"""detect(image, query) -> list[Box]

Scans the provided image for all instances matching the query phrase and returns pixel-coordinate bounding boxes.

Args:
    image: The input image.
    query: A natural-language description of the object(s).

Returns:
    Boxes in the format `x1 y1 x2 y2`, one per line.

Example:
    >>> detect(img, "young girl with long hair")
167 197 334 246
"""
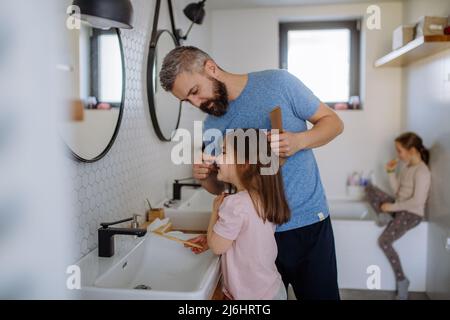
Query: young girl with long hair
187 129 290 300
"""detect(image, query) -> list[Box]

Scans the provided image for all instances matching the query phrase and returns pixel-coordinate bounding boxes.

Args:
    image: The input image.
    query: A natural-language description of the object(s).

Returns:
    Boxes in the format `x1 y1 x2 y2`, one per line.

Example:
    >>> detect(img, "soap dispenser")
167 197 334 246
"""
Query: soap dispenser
130 214 141 229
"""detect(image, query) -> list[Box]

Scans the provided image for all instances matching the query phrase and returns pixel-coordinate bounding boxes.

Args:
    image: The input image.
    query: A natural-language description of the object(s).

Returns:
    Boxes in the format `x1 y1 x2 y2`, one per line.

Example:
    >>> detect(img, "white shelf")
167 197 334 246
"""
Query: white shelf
375 35 450 68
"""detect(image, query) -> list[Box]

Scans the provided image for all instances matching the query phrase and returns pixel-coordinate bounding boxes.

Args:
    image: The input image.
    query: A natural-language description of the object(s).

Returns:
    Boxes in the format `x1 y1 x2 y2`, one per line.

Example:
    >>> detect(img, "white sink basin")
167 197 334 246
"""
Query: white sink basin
76 229 220 300
162 189 216 231
177 188 215 212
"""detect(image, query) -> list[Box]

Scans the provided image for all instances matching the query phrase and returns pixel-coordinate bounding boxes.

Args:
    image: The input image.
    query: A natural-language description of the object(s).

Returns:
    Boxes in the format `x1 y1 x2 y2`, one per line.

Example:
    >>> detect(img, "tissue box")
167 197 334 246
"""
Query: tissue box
392 25 415 50
415 16 448 37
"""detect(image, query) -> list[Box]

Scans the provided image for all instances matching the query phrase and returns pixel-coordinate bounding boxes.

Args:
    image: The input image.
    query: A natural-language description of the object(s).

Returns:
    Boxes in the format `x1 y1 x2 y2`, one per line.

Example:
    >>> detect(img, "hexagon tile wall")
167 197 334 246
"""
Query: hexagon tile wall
66 0 204 262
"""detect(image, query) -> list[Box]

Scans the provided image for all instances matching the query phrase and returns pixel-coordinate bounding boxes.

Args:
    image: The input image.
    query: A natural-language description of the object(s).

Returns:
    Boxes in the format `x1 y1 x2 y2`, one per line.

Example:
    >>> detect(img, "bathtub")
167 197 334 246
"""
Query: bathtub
329 199 428 292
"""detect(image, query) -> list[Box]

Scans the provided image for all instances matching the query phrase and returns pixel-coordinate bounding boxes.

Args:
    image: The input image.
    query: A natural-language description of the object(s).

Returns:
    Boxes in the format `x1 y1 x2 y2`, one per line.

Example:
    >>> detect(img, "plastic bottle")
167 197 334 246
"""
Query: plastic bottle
368 170 376 186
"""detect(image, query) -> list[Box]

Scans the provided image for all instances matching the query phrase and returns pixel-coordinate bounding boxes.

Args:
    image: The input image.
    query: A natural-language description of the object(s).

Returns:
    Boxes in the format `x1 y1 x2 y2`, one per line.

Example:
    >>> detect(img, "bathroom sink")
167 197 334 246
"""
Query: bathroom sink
177 188 215 212
162 189 215 231
76 229 220 300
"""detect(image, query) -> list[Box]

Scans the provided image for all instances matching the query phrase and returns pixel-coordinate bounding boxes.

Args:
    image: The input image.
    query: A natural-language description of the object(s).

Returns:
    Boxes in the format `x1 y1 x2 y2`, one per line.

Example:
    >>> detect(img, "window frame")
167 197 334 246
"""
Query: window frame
279 20 361 108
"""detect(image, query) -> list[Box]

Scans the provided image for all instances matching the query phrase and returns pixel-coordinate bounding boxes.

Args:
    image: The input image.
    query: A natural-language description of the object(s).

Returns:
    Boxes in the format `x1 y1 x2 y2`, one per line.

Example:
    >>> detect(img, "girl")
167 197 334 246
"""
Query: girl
365 132 431 300
187 129 290 300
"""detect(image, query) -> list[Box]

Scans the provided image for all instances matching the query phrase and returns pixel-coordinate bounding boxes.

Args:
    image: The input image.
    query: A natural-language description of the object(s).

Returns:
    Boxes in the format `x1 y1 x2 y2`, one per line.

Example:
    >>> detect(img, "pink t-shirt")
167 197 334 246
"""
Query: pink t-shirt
213 191 282 300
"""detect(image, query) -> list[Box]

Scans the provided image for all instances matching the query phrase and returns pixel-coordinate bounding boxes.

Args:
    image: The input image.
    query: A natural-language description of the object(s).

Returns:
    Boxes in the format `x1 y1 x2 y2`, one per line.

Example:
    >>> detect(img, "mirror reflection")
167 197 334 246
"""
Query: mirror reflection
59 23 125 162
148 30 182 141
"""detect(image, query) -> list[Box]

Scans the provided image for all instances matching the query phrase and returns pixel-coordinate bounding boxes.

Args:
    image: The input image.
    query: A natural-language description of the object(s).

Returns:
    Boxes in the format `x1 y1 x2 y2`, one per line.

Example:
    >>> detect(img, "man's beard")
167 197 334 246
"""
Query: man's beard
199 77 229 117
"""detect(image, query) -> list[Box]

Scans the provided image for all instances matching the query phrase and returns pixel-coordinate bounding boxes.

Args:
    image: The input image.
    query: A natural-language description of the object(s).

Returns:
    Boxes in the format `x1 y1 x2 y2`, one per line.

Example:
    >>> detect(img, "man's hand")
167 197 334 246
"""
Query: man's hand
193 153 217 181
185 235 208 254
267 131 304 158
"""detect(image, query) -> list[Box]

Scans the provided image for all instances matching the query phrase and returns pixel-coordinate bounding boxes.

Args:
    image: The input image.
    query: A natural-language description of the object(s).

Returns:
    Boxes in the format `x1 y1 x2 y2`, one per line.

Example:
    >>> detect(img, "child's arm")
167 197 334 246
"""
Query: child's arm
388 167 431 212
388 172 399 195
386 159 399 194
207 193 233 255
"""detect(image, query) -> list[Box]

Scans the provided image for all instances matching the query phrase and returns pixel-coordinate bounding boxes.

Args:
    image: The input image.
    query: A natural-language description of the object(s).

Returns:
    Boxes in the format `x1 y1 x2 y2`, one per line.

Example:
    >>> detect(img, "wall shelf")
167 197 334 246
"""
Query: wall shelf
374 35 450 68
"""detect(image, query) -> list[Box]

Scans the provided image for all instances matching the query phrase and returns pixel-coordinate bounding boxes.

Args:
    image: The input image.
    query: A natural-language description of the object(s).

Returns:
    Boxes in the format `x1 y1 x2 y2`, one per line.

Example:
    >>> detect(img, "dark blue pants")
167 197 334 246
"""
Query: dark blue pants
275 216 340 300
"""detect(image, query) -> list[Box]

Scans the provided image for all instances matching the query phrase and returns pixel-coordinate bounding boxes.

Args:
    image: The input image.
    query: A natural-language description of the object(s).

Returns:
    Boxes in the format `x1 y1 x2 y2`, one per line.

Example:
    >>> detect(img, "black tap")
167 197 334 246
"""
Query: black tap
172 178 201 200
98 217 147 257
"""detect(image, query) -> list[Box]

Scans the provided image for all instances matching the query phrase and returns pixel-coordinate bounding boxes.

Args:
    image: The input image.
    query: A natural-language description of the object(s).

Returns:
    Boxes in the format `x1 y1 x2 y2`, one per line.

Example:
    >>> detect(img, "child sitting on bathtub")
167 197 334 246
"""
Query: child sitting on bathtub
186 129 290 300
365 132 431 300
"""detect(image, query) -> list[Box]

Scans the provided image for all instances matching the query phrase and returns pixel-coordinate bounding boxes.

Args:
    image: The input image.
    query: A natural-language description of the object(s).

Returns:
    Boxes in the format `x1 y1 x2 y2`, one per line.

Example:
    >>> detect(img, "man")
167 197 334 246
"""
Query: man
160 46 344 300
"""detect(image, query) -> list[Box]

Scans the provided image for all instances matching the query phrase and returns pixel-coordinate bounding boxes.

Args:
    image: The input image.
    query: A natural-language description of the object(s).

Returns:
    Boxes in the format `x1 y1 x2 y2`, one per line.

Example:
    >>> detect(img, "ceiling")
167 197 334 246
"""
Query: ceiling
205 0 402 10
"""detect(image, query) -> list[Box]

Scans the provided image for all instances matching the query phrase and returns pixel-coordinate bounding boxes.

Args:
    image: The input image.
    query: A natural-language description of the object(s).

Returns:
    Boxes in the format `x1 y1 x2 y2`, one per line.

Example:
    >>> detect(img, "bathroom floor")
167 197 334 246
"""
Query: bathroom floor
286 286 429 300
339 289 429 300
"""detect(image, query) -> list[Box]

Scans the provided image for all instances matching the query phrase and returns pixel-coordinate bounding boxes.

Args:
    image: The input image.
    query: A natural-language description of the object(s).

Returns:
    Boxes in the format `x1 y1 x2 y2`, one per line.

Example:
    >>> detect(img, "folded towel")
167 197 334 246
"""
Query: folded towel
147 217 170 232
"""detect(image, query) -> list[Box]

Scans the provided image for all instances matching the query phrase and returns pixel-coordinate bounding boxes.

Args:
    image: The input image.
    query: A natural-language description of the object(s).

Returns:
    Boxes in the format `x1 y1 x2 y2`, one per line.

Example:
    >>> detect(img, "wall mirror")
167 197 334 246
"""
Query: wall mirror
147 29 182 141
59 23 125 162
146 0 207 142
146 0 186 142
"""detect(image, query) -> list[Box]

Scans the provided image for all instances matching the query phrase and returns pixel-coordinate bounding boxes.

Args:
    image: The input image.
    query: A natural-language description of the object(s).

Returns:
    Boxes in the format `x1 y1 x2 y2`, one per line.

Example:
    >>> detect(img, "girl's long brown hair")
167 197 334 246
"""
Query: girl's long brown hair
395 132 430 165
226 129 290 225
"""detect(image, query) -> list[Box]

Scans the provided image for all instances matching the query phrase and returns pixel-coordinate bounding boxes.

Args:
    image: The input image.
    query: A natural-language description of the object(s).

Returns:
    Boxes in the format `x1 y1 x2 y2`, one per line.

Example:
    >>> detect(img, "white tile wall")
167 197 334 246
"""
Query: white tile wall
67 0 208 262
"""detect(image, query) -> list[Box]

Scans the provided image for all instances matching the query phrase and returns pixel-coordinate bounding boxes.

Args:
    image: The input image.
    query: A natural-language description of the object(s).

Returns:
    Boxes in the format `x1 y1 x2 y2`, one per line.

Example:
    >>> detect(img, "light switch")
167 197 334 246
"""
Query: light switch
446 237 450 252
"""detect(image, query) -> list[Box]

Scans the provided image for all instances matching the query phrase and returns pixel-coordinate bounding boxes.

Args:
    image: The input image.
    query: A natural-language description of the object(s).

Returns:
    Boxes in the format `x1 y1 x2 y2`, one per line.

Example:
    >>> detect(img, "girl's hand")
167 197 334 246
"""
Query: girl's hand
267 131 303 158
213 192 226 213
381 202 393 212
185 235 208 254
385 159 398 172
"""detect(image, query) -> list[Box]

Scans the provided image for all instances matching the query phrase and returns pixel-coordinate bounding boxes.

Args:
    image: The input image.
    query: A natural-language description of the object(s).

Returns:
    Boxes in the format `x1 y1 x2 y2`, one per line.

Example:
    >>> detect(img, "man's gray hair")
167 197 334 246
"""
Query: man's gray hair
159 46 212 92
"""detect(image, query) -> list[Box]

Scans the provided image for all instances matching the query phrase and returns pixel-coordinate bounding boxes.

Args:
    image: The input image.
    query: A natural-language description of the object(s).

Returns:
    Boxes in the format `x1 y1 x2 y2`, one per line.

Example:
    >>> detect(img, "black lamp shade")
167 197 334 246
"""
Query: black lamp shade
72 0 133 29
183 1 206 25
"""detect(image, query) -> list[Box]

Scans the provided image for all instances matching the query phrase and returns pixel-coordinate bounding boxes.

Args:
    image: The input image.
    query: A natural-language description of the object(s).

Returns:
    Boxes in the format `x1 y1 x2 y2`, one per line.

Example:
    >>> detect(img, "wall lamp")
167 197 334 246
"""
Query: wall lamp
71 0 134 29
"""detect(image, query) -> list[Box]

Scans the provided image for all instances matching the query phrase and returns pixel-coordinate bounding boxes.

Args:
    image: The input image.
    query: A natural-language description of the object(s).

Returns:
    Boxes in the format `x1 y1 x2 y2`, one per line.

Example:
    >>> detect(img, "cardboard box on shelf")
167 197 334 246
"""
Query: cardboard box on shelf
392 25 415 50
415 16 448 37
69 100 84 122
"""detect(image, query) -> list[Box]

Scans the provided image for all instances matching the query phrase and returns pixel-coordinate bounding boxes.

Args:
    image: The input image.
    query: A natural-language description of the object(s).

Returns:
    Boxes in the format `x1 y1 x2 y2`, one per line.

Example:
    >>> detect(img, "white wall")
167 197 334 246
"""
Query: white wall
67 0 210 262
210 2 403 199
401 0 450 300
0 0 73 298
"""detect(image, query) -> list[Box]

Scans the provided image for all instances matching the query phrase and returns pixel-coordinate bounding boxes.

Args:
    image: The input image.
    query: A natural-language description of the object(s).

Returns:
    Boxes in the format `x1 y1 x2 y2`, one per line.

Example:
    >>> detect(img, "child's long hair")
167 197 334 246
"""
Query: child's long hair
395 132 430 165
225 129 290 225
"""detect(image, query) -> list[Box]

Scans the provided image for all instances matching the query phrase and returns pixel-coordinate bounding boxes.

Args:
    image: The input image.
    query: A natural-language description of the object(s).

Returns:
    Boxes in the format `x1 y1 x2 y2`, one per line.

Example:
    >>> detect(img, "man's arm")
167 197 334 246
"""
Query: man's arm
269 102 344 157
298 102 344 150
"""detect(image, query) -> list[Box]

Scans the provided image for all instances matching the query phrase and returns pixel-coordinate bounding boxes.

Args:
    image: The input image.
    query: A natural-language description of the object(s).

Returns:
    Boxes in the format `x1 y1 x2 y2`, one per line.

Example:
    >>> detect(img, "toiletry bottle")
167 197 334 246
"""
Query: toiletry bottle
353 172 360 186
369 170 376 186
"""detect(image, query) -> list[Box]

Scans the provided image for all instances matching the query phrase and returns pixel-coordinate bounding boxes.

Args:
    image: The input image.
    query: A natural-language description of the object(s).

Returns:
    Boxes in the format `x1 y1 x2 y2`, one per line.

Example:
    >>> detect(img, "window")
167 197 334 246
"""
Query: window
84 29 123 108
98 33 123 104
280 20 361 109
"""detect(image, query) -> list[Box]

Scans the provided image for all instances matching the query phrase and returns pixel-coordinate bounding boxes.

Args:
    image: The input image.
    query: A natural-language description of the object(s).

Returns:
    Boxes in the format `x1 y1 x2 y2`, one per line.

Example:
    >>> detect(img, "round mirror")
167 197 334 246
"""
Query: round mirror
59 24 125 162
147 30 182 142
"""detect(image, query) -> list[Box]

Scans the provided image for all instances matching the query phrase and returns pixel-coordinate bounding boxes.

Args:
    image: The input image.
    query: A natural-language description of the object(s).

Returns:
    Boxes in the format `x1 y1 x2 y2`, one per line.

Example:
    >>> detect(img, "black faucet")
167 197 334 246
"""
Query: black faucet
98 217 147 257
172 178 201 200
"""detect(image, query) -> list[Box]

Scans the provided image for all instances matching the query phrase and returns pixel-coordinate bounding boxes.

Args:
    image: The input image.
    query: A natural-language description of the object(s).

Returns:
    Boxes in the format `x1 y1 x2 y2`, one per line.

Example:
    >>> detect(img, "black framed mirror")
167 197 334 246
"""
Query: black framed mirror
59 23 125 162
147 29 182 142
146 0 183 142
